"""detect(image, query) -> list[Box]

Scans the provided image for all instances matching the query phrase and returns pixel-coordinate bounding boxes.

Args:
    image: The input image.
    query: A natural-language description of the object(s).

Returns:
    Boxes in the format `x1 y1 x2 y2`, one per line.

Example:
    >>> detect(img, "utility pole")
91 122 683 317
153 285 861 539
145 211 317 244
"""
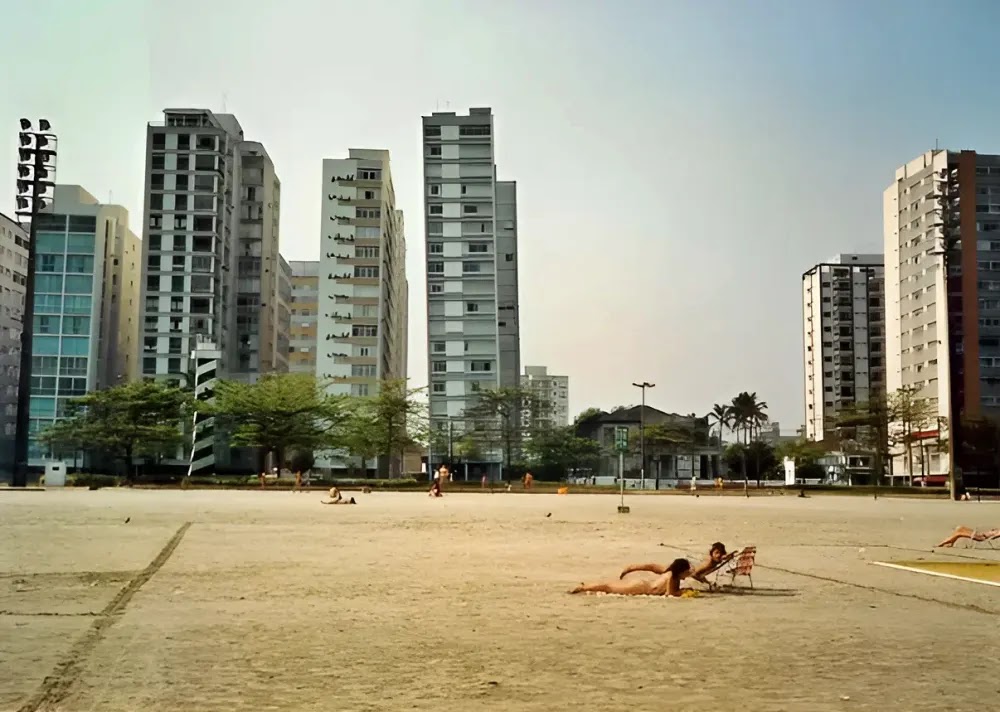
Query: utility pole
12 119 57 488
632 382 655 489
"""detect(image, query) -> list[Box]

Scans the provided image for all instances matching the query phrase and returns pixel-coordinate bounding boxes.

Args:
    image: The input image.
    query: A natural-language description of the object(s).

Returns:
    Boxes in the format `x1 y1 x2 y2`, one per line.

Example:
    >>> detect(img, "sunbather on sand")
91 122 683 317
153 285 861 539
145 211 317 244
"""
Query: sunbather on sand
570 558 692 596
322 487 356 505
936 526 1000 547
619 542 734 588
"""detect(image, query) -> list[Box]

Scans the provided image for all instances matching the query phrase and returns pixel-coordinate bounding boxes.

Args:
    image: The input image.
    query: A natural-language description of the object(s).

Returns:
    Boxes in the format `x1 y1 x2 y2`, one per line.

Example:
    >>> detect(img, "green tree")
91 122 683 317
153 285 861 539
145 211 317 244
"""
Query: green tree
342 380 426 477
204 373 350 473
465 386 551 479
707 403 732 448
728 391 769 490
642 422 693 487
573 407 603 424
524 425 602 479
39 381 191 481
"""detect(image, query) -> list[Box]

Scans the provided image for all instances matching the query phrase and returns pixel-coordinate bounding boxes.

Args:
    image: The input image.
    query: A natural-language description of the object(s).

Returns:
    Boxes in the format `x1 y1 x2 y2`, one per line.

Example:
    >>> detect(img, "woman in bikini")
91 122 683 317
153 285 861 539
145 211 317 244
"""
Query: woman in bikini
569 558 692 596
936 526 1000 547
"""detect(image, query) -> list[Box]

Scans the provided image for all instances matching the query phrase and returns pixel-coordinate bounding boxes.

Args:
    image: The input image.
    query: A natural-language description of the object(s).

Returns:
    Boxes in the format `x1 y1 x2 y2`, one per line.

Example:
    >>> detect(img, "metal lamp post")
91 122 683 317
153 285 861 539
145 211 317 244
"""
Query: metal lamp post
632 382 654 489
11 119 57 488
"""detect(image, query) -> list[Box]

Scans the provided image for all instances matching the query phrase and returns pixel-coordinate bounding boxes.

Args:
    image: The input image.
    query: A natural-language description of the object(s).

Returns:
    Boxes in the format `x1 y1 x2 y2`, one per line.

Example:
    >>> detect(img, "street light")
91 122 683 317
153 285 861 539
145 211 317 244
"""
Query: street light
11 119 58 487
632 382 654 489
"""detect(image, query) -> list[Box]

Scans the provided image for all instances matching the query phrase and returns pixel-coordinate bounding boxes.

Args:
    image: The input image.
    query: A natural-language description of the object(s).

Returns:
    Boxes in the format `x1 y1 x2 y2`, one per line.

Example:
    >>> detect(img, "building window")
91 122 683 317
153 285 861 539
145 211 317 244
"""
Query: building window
432 342 445 353
463 262 482 273
430 284 443 294
432 361 446 373
463 205 478 214
428 262 443 274
429 243 443 254
354 266 379 279
358 169 381 181
468 244 488 253
429 146 442 157
428 222 443 234
432 382 445 393
429 185 440 196
356 207 381 219
429 205 443 215
424 126 441 137
459 125 491 137
471 361 493 372
466 302 480 313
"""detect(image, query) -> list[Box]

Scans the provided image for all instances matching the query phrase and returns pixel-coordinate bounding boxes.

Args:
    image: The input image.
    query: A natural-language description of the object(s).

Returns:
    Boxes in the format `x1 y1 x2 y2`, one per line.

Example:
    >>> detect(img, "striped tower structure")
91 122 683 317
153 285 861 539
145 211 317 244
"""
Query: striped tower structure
188 339 221 476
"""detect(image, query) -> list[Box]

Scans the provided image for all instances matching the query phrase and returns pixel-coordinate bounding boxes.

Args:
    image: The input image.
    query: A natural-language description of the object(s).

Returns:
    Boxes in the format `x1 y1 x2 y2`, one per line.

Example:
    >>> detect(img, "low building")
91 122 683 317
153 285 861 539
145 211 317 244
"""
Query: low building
575 406 720 486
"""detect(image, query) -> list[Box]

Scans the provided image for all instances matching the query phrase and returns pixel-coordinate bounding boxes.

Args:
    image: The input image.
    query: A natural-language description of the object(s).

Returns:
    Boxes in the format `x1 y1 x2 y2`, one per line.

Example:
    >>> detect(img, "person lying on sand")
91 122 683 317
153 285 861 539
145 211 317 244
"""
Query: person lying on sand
322 487 356 505
570 558 692 596
428 480 443 497
936 526 1000 547
619 542 734 588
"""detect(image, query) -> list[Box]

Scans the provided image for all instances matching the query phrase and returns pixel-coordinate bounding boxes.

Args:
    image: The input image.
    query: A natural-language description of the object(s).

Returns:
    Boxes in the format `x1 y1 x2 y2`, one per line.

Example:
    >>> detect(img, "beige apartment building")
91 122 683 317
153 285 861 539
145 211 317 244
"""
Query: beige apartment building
288 260 318 373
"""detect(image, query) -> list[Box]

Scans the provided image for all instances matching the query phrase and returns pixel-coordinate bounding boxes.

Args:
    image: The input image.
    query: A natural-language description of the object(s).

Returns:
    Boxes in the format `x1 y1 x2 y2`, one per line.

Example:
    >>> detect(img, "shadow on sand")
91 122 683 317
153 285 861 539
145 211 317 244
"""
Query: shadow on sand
710 586 799 598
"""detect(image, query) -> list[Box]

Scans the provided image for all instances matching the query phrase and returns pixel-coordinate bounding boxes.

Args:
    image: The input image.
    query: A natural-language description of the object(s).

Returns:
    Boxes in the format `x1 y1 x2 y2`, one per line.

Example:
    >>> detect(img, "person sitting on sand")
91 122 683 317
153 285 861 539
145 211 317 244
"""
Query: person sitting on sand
322 487 356 505
936 526 1000 547
429 479 442 497
619 542 734 588
570 558 692 596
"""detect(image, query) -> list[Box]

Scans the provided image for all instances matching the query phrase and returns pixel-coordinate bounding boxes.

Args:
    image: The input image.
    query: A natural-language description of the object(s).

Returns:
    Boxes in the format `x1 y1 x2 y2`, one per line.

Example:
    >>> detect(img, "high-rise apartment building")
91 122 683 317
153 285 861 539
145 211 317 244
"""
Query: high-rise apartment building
802 254 885 441
28 185 141 463
141 109 243 383
236 141 284 377
885 150 1000 485
316 150 407 398
140 108 287 386
288 260 318 374
521 365 569 426
422 108 522 452
0 213 28 478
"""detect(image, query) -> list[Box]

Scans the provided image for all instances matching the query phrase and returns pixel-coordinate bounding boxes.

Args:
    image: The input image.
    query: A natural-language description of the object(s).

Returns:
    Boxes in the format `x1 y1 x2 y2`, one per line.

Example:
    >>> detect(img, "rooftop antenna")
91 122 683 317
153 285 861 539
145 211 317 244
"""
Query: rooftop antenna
935 138 939 150
222 92 228 112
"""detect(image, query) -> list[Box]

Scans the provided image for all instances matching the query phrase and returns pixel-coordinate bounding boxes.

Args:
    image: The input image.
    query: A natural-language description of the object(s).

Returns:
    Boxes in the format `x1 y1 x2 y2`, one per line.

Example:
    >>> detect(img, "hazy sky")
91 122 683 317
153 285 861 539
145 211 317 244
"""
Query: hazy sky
3 0 1000 428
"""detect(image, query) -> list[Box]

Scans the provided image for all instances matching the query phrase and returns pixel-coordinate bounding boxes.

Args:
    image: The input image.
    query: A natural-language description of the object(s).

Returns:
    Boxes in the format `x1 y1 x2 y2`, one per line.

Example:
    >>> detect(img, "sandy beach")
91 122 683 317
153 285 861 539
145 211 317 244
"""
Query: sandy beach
2 488 998 711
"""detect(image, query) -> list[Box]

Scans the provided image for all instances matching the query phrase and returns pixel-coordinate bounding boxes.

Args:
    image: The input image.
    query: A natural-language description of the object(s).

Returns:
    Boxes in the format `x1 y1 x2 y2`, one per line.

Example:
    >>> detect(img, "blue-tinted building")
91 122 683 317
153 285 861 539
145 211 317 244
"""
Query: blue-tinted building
29 186 141 465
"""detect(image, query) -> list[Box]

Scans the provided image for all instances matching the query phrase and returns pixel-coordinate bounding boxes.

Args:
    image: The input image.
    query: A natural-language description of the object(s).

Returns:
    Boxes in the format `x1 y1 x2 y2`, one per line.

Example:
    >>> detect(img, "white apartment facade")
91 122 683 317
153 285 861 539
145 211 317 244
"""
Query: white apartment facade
316 150 407 398
802 254 885 441
521 365 569 426
422 108 522 455
883 150 1000 486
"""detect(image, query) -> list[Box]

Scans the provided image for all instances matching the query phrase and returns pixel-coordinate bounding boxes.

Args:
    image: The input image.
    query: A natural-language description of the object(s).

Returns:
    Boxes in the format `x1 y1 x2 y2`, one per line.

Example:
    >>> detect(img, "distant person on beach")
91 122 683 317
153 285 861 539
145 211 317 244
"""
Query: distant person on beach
429 479 443 497
570 558 692 596
322 487 356 505
619 542 734 588
936 526 1000 547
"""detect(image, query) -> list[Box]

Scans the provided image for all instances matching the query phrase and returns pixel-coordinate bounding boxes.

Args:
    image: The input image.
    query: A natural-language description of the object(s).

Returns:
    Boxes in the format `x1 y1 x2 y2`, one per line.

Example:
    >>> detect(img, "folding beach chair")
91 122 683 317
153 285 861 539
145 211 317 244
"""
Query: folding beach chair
715 546 756 589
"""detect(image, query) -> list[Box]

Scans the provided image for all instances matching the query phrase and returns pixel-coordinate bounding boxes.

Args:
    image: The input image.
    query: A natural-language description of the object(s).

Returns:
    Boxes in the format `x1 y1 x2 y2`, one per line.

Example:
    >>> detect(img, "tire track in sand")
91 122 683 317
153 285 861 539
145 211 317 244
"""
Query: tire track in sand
16 522 192 712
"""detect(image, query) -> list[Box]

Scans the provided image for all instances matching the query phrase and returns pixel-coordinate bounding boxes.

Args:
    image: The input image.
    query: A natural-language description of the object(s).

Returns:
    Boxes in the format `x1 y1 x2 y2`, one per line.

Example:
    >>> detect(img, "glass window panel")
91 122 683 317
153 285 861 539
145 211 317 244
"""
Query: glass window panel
35 274 63 292
33 336 61 355
29 398 55 417
64 275 93 294
65 255 94 273
66 234 95 254
35 232 65 253
60 336 90 356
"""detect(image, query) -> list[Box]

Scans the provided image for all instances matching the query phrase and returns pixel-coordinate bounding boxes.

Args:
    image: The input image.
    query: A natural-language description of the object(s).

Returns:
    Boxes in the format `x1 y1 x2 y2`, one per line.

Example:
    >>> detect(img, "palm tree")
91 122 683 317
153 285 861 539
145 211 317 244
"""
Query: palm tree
728 392 769 490
707 403 732 449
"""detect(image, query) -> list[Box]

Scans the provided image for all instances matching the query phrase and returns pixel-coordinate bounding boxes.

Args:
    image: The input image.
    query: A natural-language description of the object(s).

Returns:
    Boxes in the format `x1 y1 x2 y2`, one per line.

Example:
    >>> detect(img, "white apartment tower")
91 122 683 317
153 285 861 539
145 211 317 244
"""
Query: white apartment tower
884 150 1000 485
521 366 570 426
802 254 885 441
422 108 522 443
316 150 407 395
